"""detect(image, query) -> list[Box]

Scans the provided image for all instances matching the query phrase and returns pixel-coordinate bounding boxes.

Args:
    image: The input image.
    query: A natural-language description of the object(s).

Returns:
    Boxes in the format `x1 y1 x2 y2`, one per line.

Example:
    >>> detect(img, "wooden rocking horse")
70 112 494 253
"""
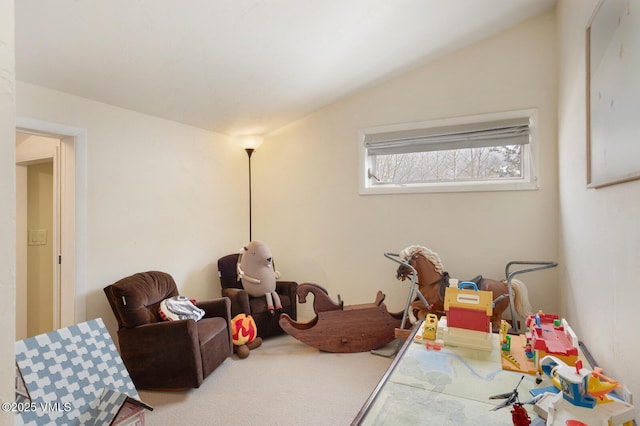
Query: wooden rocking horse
395 245 536 332
279 283 403 353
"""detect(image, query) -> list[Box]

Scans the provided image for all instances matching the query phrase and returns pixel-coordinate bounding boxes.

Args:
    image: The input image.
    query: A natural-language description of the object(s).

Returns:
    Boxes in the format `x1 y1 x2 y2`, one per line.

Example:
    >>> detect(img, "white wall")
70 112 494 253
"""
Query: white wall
557 0 640 420
16 82 248 339
0 0 15 423
257 12 559 320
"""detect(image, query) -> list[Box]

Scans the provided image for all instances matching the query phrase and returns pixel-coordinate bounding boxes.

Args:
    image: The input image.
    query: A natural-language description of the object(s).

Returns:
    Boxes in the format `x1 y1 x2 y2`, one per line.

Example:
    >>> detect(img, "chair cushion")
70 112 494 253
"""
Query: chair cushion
197 317 232 377
106 271 179 328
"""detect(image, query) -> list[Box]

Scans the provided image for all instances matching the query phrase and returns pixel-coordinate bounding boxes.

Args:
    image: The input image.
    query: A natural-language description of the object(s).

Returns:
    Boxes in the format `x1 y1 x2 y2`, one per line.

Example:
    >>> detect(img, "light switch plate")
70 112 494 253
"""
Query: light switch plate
28 229 47 245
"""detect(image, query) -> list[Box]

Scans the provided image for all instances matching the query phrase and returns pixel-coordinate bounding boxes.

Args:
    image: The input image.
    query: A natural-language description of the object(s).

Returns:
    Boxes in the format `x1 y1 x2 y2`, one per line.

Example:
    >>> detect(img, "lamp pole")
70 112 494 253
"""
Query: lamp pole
240 134 262 242
245 148 255 242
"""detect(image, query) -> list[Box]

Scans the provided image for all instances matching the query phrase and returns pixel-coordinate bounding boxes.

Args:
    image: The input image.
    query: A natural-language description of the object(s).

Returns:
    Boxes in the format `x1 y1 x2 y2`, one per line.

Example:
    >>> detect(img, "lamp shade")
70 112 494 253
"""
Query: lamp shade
239 135 264 150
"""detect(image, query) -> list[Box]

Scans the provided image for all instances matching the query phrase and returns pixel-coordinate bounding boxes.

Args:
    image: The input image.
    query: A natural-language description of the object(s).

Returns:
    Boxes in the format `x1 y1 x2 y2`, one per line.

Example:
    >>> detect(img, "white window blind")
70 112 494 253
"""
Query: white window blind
363 117 530 156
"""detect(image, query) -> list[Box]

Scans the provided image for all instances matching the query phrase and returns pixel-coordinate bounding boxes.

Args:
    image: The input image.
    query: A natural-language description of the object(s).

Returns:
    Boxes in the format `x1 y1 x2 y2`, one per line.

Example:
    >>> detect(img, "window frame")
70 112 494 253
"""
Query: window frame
358 109 540 194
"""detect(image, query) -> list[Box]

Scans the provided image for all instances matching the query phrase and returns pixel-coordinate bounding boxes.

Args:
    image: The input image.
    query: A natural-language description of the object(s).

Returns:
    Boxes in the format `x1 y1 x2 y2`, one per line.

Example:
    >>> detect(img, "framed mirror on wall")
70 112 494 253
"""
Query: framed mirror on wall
586 0 640 188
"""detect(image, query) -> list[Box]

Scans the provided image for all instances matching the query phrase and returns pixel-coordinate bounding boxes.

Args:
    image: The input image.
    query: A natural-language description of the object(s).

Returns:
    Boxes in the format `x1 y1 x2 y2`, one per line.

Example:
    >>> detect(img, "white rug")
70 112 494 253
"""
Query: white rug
138 334 394 425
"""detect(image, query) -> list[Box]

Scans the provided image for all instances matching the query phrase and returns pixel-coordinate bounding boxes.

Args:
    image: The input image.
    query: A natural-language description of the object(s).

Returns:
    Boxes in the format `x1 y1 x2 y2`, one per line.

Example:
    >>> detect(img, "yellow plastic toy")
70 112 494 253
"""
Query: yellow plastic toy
422 313 438 340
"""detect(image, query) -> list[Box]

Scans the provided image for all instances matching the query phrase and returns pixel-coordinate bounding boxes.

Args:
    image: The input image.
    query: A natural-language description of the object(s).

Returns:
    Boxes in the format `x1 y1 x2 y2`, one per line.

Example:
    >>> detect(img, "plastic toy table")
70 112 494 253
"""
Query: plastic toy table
353 323 540 425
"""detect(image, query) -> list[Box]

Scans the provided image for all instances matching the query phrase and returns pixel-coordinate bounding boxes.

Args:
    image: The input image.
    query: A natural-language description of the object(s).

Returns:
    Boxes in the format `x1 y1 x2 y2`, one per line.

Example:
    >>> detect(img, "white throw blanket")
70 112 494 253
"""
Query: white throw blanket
159 296 204 321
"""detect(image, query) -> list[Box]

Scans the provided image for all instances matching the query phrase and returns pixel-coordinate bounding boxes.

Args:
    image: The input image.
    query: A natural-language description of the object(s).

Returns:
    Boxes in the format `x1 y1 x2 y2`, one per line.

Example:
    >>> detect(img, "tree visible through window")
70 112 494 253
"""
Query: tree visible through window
360 110 538 193
373 145 523 184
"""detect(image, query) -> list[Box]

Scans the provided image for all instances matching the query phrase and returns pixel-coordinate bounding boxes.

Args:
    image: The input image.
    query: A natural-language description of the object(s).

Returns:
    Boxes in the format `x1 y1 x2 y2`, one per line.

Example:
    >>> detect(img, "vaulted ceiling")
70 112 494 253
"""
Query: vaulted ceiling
16 0 556 137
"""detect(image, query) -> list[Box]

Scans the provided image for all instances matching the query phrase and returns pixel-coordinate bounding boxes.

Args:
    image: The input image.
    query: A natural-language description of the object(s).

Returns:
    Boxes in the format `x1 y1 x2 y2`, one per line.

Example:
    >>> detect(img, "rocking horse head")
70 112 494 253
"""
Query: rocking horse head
396 245 450 315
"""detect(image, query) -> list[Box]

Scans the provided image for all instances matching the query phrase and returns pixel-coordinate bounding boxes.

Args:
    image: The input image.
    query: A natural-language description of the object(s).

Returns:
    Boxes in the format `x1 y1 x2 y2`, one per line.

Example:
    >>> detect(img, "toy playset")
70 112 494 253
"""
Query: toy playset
525 312 579 371
400 279 635 426
497 319 536 375
532 356 634 425
440 281 495 351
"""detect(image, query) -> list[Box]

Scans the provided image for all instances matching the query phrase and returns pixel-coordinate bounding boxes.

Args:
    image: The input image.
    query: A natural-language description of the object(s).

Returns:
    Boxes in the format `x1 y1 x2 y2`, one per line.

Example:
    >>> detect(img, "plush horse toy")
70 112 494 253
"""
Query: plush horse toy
237 240 282 315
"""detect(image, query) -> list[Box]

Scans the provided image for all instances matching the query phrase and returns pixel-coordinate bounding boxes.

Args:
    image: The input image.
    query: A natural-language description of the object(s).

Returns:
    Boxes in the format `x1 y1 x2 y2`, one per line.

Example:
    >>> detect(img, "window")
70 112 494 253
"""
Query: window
359 109 539 194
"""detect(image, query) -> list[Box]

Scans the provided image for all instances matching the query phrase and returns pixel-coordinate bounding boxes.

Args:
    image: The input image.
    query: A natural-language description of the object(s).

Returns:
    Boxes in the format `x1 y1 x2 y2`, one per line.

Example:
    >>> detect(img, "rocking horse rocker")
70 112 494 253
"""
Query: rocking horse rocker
392 245 557 333
279 283 403 353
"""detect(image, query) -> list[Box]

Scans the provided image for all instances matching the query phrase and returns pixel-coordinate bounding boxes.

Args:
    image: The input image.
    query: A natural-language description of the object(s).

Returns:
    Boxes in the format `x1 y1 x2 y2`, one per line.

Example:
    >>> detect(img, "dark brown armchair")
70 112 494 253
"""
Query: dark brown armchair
104 271 232 390
217 253 297 338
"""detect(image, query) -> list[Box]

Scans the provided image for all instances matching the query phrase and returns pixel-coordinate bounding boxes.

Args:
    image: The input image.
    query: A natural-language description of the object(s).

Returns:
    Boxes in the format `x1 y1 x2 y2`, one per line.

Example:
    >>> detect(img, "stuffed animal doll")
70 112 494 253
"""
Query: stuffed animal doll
237 240 282 315
231 313 262 359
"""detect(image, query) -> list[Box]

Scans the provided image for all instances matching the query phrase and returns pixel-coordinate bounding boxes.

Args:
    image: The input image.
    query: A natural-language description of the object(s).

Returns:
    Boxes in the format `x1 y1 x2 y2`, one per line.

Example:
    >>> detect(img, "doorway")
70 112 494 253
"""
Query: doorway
15 117 87 339
16 133 60 338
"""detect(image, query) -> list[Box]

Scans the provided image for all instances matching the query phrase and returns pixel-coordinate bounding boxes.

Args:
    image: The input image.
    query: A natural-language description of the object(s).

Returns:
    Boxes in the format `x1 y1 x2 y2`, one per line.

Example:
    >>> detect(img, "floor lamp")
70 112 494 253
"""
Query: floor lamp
240 135 263 242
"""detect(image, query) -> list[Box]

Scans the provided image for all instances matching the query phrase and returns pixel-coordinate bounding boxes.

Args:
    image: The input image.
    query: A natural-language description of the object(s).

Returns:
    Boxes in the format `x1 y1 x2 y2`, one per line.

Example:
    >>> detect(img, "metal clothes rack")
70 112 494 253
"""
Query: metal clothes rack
503 261 558 333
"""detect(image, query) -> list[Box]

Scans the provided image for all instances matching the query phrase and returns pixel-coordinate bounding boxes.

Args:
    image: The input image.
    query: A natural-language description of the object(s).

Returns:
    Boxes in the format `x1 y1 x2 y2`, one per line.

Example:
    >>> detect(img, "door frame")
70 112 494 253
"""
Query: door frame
16 117 87 326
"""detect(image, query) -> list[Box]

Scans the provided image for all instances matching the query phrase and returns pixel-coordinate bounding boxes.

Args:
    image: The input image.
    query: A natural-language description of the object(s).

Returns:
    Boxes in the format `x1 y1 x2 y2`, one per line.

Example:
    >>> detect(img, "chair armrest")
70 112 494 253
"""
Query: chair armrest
222 288 251 317
197 297 232 347
276 281 298 320
276 280 298 297
197 297 231 321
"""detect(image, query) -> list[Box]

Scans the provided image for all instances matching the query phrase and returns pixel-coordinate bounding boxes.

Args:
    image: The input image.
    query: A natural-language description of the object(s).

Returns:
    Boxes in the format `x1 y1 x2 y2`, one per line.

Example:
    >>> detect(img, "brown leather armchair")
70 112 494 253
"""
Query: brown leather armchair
217 253 297 338
104 271 232 390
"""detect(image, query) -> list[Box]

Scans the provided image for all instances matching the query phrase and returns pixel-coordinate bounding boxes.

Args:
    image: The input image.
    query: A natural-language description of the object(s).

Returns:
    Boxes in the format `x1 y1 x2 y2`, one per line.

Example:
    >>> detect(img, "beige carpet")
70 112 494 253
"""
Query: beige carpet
138 334 395 425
